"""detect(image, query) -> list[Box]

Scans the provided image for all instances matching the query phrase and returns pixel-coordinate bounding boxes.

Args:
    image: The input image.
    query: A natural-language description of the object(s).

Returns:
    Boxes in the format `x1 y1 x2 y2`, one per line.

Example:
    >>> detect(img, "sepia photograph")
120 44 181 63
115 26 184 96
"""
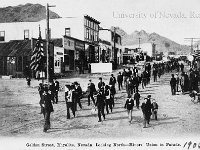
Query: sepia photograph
0 0 200 149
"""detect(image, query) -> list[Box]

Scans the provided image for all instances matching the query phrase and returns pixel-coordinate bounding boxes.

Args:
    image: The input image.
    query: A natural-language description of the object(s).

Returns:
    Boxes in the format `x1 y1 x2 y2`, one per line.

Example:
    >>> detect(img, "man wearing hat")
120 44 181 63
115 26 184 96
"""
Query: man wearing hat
124 95 134 124
117 72 123 90
170 74 177 95
73 82 82 111
95 89 106 122
41 87 54 132
87 79 96 106
98 77 105 91
141 98 152 128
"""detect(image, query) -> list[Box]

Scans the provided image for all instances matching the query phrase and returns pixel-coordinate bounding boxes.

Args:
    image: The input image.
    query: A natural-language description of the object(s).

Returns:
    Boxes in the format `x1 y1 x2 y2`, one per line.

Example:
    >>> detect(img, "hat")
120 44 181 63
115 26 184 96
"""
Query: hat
147 95 151 98
99 77 102 80
74 81 78 85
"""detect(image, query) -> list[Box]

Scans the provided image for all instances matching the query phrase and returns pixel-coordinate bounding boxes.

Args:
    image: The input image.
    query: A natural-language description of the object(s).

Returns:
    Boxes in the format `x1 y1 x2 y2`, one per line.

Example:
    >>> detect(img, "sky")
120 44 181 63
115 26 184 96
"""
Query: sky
1 0 200 45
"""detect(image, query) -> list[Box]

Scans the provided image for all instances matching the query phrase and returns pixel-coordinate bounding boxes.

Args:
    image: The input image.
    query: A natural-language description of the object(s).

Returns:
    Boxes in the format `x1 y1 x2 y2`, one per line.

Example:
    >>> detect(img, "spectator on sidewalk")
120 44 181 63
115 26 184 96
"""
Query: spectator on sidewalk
26 77 31 87
124 95 134 124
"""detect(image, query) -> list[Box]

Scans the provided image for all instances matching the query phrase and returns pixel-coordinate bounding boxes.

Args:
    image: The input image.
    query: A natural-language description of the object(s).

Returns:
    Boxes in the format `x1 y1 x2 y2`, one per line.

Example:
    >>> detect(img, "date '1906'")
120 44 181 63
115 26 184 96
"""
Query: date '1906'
183 141 200 149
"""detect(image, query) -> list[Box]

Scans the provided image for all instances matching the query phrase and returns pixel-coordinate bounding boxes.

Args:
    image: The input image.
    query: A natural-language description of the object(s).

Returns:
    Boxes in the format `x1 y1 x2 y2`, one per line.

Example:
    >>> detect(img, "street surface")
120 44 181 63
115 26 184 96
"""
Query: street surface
0 65 200 139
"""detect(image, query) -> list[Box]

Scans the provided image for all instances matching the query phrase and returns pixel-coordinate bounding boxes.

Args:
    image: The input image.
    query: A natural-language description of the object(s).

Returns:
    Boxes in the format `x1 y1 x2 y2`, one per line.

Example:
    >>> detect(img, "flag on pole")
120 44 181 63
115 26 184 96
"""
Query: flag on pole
30 37 44 71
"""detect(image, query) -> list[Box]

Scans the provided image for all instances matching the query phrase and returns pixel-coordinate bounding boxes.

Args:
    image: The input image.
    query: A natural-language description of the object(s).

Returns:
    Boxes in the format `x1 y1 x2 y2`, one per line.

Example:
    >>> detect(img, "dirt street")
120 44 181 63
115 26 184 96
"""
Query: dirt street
0 67 200 139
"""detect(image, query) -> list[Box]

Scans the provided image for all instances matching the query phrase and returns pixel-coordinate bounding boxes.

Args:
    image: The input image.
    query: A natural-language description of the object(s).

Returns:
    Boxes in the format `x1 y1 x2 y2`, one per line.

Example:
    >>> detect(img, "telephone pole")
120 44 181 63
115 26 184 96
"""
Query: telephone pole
138 37 141 48
46 3 55 83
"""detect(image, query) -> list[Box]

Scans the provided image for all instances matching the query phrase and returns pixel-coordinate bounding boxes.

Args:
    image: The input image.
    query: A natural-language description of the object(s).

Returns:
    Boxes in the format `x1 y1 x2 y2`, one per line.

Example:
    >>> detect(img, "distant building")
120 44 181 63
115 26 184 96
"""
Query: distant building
99 28 122 67
123 43 153 57
99 39 112 63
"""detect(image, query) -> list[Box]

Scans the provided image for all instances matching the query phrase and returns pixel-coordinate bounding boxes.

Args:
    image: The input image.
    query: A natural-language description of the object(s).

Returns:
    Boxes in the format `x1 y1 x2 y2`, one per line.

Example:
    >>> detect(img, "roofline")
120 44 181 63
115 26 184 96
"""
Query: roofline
84 15 100 24
63 35 85 43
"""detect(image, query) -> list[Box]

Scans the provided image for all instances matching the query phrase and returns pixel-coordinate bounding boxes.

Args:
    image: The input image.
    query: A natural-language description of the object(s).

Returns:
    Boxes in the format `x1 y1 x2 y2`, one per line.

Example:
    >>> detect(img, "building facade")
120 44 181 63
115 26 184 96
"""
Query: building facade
0 15 101 74
99 28 122 68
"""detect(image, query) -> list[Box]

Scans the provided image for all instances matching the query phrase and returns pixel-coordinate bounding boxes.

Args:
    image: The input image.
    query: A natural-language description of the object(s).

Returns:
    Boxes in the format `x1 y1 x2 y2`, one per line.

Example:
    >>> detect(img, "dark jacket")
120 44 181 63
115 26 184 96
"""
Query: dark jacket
74 86 83 99
124 98 134 110
41 92 54 112
141 100 152 118
98 81 105 90
117 74 123 82
88 82 96 94
170 77 176 87
134 93 140 100
109 76 116 86
96 92 105 107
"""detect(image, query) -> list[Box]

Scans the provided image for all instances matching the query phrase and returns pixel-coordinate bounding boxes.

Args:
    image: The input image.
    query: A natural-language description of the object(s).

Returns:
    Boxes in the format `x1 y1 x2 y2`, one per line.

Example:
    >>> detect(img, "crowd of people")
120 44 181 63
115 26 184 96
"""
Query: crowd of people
37 59 196 132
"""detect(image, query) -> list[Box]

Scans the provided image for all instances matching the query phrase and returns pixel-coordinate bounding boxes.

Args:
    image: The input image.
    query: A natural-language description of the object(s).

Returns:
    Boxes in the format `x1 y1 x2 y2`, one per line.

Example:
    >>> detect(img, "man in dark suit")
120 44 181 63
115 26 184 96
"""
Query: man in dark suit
117 72 123 90
87 79 96 106
95 89 106 122
98 77 105 90
41 87 54 132
170 74 177 95
73 82 83 111
141 98 152 128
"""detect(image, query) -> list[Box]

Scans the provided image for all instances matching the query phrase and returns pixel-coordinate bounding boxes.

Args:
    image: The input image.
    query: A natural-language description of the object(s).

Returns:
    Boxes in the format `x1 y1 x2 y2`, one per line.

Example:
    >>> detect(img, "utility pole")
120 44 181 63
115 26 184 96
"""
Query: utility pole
138 37 141 48
46 3 55 83
113 27 117 69
184 38 200 54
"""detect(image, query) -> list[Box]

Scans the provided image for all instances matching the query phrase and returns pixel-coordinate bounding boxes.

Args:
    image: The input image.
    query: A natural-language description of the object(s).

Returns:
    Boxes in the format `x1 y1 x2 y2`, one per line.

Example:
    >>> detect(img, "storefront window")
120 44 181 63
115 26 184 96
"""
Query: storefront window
24 30 29 39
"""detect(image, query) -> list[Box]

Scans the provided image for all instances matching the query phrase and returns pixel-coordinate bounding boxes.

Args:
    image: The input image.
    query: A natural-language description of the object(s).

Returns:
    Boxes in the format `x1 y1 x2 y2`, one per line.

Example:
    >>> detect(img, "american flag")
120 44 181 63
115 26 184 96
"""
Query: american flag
30 37 44 71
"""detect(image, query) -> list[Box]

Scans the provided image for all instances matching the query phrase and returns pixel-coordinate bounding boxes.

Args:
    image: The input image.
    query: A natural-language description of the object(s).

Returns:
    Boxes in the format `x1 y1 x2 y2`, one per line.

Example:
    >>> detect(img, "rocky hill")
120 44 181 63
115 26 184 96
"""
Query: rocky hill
0 3 60 23
113 27 190 55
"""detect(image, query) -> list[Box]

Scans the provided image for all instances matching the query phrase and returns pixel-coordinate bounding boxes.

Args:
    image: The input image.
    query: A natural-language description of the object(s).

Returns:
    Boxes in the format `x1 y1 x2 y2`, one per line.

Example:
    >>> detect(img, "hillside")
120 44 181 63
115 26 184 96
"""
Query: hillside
114 27 190 55
0 3 61 23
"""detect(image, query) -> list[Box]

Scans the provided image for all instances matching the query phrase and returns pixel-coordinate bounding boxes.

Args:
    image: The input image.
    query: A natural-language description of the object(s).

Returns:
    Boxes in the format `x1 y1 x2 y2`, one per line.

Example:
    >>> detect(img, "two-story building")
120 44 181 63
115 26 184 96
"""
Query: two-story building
99 27 122 68
0 15 100 74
